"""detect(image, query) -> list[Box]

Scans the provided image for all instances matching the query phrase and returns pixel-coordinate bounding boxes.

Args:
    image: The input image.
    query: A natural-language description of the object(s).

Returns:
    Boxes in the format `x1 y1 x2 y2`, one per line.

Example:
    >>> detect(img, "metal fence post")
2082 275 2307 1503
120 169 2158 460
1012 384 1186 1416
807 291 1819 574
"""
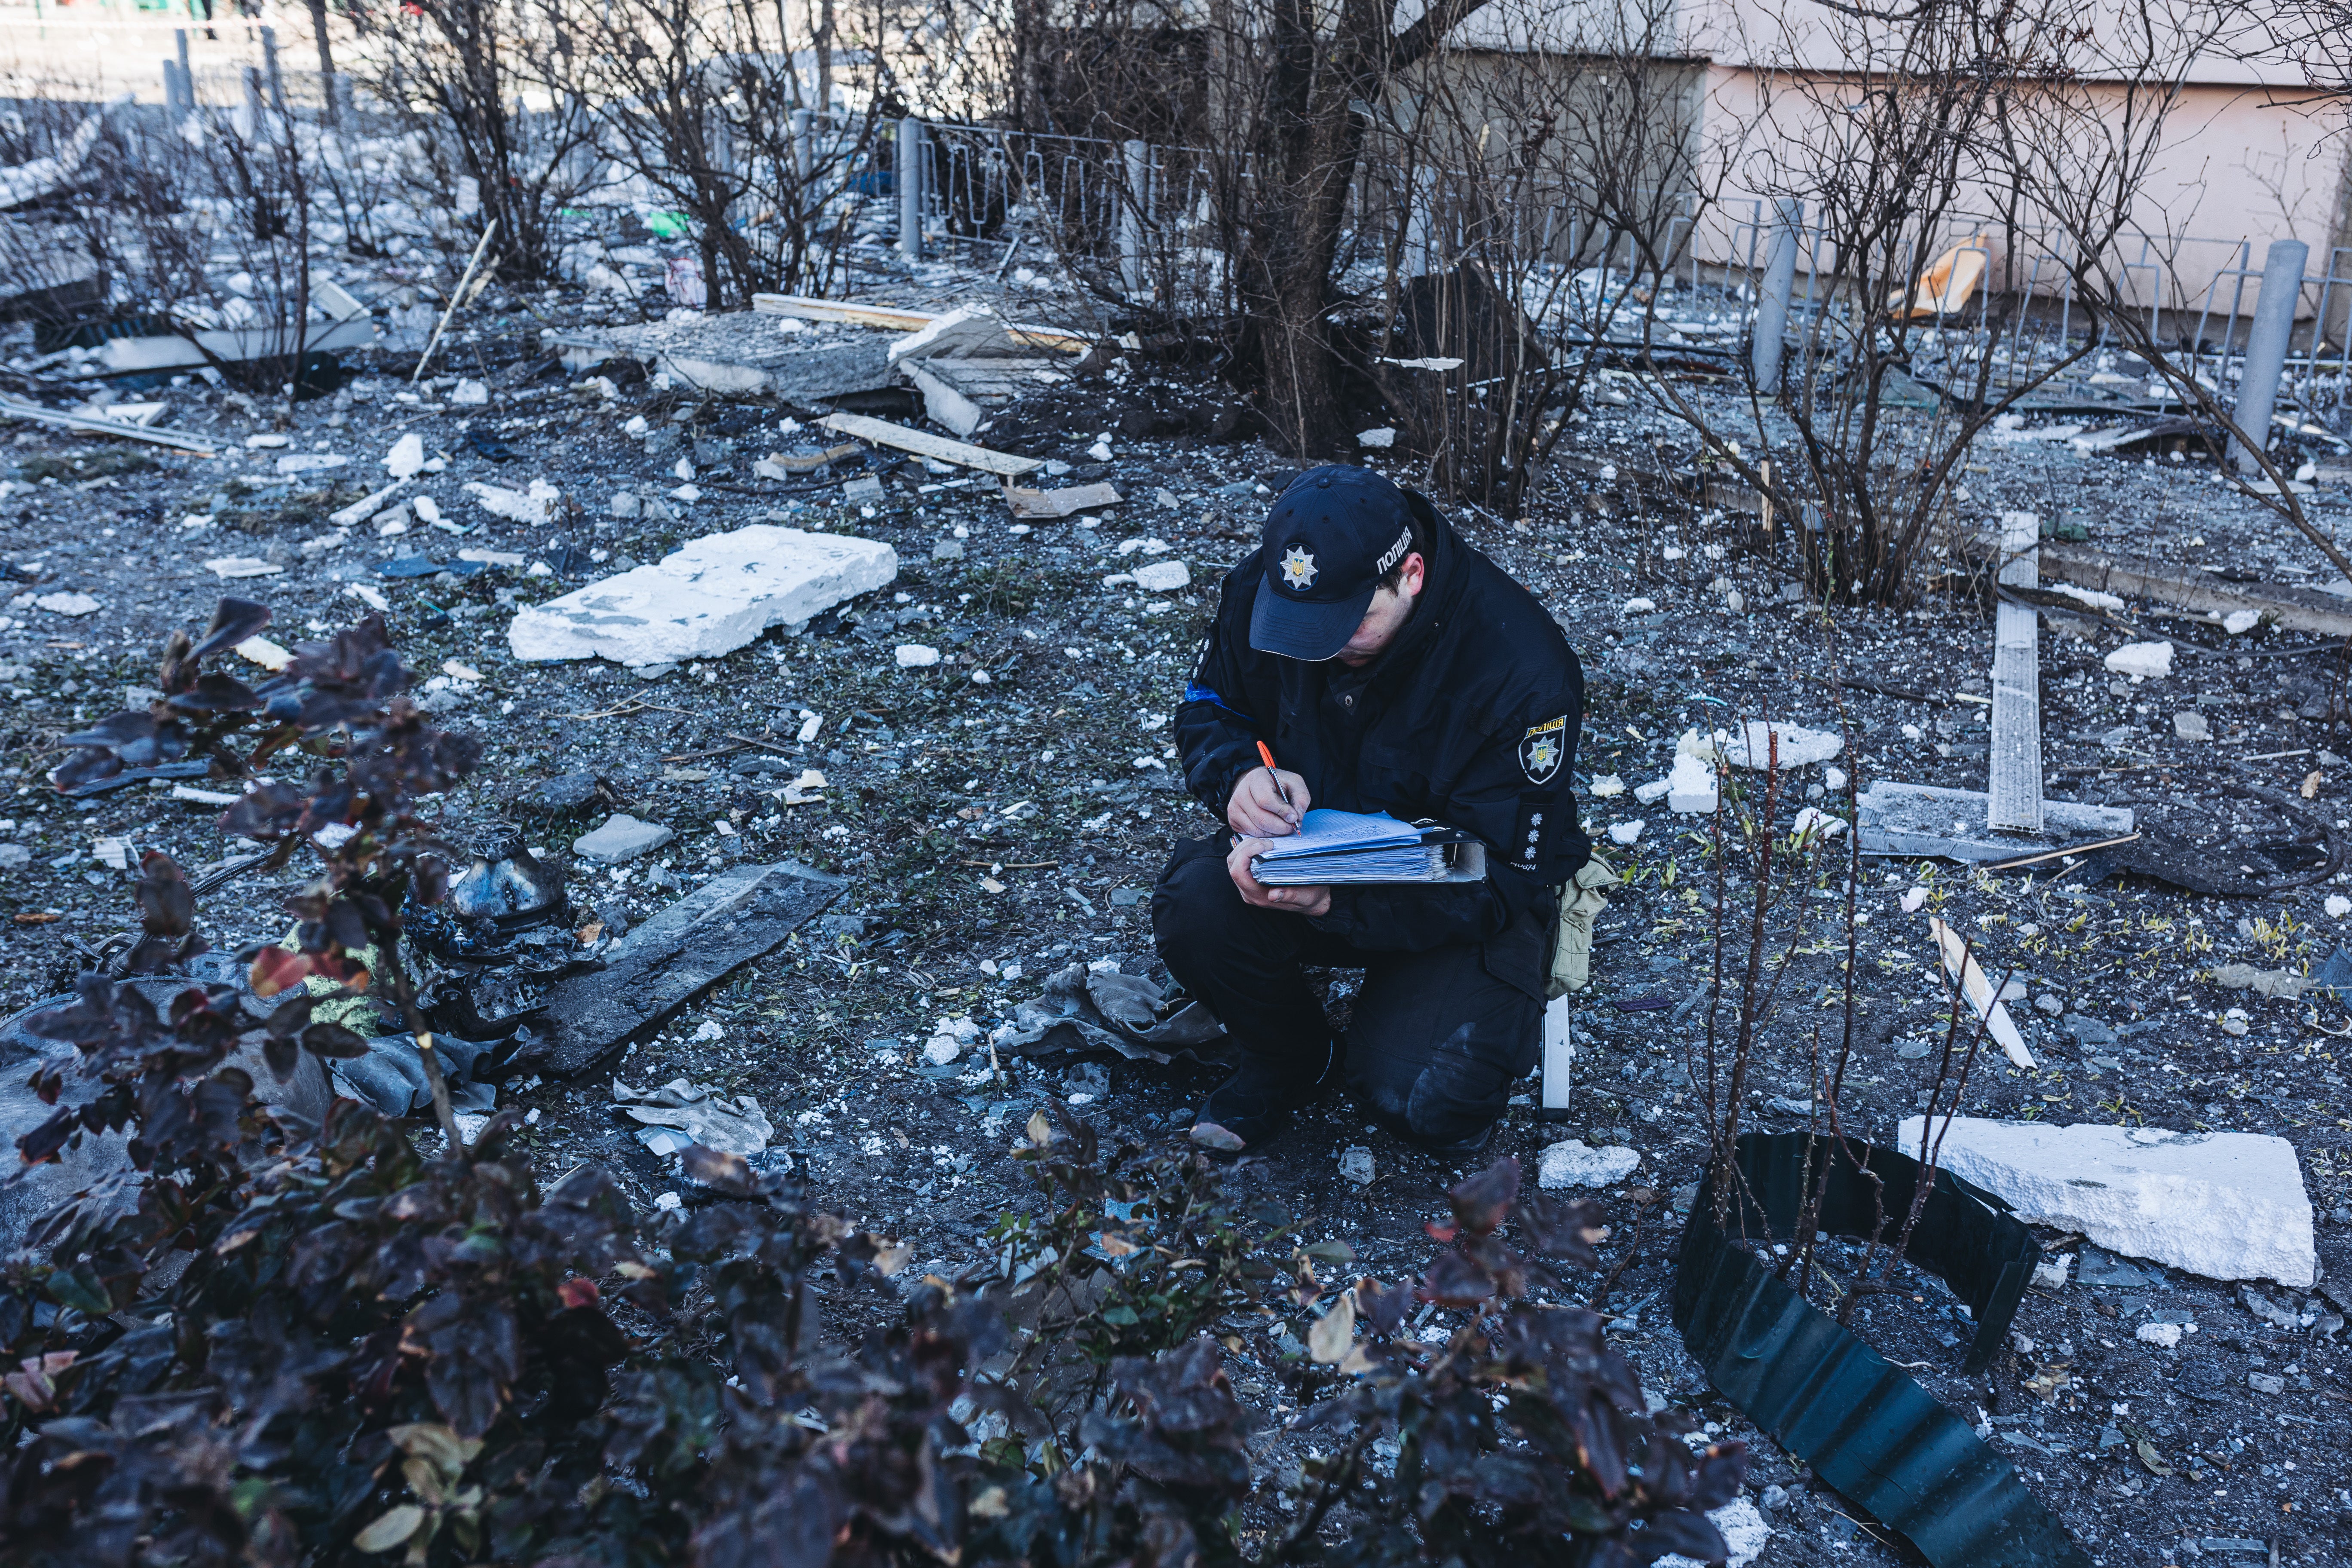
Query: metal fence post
1752 197 1801 395
897 116 924 263
1119 138 1149 298
241 64 265 137
2232 238 2309 475
1403 165 1437 278
260 26 285 114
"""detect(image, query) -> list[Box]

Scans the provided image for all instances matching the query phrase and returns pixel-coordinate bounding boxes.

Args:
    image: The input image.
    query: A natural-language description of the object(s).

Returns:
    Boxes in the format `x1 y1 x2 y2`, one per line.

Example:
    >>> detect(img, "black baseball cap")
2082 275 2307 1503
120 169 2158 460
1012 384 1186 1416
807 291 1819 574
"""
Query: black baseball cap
1249 466 1417 661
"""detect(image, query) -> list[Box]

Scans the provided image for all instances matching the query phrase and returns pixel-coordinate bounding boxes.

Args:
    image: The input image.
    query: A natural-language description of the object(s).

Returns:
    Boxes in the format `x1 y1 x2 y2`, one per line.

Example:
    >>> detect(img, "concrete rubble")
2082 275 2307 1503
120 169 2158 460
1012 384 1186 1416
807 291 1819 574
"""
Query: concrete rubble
1894 1116 2316 1287
509 524 897 670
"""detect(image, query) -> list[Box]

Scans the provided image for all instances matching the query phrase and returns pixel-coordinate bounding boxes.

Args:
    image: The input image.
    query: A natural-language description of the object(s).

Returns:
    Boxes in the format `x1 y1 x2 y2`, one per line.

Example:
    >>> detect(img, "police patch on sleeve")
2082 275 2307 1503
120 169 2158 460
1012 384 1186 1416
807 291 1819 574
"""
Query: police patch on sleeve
1519 716 1567 785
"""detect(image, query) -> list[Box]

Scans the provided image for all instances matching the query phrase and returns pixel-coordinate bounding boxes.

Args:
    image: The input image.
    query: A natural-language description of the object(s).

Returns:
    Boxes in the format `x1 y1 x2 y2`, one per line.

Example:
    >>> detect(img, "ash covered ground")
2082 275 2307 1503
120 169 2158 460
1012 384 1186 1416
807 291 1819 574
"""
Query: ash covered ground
3 257 2350 1566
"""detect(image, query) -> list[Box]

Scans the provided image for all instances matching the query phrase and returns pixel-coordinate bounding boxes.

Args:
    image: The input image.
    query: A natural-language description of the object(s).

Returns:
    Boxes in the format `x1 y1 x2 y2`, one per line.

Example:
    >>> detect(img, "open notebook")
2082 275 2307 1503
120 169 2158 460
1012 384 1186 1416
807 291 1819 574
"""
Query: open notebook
1249 809 1488 886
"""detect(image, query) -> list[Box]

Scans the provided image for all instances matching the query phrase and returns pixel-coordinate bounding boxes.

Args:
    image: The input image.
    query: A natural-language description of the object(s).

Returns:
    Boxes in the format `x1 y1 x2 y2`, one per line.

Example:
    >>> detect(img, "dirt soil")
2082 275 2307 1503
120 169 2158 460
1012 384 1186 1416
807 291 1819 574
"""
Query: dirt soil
3 258 2351 1568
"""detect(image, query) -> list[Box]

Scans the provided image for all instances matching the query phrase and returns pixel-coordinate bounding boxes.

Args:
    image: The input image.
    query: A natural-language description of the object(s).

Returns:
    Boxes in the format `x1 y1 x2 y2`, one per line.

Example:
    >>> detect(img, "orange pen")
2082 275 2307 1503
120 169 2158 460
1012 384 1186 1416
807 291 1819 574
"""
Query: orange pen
1255 740 1296 813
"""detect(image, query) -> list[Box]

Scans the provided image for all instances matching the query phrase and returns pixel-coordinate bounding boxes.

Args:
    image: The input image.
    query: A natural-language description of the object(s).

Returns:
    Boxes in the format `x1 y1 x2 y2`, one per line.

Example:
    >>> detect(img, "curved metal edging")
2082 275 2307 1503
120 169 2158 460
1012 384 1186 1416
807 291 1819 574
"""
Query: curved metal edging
1672 1133 2091 1568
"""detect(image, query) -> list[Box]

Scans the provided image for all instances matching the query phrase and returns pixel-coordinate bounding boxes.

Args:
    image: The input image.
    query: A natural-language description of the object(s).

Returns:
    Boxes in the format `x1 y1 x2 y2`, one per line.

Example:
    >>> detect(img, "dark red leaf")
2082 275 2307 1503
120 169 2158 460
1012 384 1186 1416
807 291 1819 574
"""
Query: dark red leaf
187 597 272 661
1448 1157 1522 1237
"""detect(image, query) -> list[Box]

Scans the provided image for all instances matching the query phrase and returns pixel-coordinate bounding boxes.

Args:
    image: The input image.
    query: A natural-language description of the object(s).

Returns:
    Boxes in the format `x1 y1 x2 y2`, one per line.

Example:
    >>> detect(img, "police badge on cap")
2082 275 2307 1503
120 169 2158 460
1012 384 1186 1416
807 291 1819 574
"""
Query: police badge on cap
1520 716 1566 784
1248 466 1418 661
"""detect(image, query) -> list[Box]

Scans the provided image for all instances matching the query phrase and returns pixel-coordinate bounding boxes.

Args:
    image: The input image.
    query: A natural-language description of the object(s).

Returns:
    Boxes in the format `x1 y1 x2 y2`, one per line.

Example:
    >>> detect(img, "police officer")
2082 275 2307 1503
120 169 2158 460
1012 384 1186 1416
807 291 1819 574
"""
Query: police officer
1152 465 1588 1155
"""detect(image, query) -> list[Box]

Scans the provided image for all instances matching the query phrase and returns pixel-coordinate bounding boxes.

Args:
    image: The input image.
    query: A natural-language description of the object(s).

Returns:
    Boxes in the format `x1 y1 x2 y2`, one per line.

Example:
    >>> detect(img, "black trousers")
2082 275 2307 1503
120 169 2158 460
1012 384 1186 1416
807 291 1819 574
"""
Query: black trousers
1151 833 1542 1147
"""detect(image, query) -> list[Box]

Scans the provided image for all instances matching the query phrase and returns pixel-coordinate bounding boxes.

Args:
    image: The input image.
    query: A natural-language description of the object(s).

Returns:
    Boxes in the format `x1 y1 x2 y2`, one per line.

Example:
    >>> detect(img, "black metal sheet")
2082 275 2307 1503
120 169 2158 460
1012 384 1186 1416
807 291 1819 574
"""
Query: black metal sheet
1673 1132 2088 1568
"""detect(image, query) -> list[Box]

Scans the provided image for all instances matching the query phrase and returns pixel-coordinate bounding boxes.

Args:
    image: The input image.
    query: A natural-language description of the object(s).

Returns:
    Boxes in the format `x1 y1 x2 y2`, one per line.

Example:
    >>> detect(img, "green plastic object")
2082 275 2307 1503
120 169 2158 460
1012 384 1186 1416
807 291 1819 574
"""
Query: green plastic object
645 211 692 239
1673 1132 2089 1568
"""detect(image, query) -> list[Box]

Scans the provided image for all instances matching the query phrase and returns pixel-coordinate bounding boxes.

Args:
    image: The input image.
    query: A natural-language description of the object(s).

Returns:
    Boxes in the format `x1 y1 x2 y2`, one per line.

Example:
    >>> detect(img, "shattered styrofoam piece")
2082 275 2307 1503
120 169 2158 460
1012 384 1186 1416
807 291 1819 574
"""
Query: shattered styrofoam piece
464 479 560 526
2045 582 2124 611
573 813 674 864
2135 1322 2188 1348
203 557 283 579
896 644 941 668
386 433 425 478
33 592 100 616
1537 1139 1641 1189
1718 719 1841 770
1893 1115 2316 1287
276 452 347 476
1632 778 1671 805
2104 640 2173 679
1357 427 1397 448
1666 751 1718 813
510 525 895 668
2222 609 2262 635
1606 821 1643 845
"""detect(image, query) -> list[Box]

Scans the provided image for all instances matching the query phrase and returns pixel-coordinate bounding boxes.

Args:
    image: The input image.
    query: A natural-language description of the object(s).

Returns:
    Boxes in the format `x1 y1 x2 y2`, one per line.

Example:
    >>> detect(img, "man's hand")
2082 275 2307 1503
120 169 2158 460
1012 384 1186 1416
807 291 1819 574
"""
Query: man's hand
1228 767 1311 837
1228 836 1333 919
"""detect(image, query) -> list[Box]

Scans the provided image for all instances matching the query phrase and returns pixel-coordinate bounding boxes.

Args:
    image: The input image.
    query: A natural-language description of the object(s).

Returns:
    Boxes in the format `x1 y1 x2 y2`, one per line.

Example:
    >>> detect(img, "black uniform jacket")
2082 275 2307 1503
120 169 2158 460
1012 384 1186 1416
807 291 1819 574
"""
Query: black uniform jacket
1174 502 1589 998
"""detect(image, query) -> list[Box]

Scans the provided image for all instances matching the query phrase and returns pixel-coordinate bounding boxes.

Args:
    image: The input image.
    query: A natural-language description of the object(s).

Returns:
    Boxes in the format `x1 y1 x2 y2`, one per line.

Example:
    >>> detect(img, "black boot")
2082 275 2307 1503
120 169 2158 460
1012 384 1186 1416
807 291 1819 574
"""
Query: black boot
1193 1039 1337 1150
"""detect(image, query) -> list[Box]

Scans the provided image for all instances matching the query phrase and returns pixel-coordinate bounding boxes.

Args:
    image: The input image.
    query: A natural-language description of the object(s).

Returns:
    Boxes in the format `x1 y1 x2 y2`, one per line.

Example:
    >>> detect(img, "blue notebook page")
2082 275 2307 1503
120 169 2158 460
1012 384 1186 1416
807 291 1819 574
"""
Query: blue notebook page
1253 809 1420 861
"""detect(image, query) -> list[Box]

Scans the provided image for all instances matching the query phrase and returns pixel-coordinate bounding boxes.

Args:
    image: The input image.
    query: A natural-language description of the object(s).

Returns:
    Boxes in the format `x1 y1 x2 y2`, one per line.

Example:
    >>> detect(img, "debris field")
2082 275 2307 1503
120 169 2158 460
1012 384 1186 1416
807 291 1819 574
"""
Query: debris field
3 257 2352 1567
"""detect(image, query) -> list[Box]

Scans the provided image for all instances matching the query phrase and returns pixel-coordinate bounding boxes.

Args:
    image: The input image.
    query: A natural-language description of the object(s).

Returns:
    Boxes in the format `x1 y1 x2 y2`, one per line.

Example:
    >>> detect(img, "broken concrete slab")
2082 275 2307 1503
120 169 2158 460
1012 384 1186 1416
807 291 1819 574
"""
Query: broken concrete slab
1893 1116 2316 1288
905 357 1069 438
573 813 674 864
549 311 896 400
1008 482 1123 519
1857 781 2133 862
1537 1139 1641 1188
509 524 896 668
92 279 374 374
535 861 842 1077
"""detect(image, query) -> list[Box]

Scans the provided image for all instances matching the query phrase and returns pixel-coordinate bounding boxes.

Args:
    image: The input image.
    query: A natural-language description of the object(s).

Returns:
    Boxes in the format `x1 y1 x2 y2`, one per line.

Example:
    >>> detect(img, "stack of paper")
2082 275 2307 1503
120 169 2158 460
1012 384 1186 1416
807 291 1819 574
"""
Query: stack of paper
1250 809 1485 886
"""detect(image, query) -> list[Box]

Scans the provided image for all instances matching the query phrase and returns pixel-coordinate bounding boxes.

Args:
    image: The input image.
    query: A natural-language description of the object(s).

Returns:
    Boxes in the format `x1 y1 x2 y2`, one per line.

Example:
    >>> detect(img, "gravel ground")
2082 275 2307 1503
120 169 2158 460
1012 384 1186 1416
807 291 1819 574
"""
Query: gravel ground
3 259 2351 1566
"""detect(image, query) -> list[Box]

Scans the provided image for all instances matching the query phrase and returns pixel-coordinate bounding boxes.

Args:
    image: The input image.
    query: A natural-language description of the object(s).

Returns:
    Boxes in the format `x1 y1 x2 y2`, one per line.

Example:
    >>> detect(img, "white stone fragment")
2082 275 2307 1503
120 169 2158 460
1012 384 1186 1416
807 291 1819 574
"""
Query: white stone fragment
464 478 560 526
510 525 896 668
2032 1254 2071 1289
1717 719 1842 770
1131 560 1190 593
1633 778 1671 805
1667 750 1719 812
1338 1145 1376 1185
2104 640 2173 680
572 813 674 864
1659 1498 1770 1568
1537 1139 1640 1189
1893 1116 2316 1287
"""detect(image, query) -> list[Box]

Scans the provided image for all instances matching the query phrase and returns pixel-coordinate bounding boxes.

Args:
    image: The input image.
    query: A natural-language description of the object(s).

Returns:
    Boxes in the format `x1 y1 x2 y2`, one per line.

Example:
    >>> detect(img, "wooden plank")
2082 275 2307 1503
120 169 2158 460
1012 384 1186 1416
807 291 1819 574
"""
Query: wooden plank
2038 542 2352 637
1988 511 2043 834
818 412 1043 477
0 393 215 456
753 292 1093 353
1929 916 2037 1069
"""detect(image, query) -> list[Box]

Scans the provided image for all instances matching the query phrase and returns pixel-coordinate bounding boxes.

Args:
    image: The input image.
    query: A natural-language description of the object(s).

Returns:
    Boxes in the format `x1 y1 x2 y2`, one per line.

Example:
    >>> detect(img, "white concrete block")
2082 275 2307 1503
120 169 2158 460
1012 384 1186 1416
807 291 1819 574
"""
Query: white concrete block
2103 640 2173 679
1893 1116 2315 1287
510 525 896 668
1667 751 1719 812
1537 1139 1640 1189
